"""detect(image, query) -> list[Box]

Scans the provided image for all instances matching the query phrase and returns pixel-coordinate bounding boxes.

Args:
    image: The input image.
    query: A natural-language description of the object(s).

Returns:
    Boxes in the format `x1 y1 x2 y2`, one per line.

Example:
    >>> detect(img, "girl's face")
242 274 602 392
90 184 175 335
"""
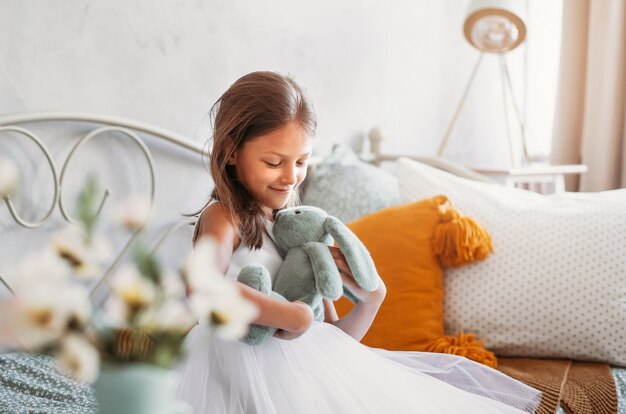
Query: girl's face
230 121 312 212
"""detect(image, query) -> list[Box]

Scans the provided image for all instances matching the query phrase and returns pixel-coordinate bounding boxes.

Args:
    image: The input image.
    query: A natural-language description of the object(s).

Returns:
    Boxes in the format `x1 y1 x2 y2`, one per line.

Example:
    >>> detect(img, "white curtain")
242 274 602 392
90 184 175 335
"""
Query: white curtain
551 0 626 191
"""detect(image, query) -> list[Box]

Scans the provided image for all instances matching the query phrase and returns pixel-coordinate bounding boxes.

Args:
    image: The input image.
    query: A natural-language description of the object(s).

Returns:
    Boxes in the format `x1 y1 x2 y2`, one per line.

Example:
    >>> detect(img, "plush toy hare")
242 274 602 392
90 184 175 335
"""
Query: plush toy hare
237 206 379 345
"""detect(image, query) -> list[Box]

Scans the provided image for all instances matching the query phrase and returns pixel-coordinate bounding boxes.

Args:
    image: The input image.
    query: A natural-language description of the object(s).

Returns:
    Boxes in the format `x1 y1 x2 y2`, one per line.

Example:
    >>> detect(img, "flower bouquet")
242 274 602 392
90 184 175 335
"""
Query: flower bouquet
0 171 257 413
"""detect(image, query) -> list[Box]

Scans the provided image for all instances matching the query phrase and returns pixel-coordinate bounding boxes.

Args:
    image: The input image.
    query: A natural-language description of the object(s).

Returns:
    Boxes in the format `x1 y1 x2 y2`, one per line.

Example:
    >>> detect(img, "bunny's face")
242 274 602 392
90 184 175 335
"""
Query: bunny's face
273 206 332 250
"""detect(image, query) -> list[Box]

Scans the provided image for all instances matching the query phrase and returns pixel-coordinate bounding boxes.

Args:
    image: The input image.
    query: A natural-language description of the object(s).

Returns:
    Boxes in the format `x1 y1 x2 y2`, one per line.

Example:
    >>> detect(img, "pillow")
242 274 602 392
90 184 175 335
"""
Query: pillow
302 145 401 222
396 157 626 366
334 196 447 351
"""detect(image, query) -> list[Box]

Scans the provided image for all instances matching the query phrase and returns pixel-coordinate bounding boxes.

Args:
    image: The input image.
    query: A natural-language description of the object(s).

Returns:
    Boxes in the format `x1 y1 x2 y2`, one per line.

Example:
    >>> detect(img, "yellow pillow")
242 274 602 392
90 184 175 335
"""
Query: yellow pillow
335 195 493 354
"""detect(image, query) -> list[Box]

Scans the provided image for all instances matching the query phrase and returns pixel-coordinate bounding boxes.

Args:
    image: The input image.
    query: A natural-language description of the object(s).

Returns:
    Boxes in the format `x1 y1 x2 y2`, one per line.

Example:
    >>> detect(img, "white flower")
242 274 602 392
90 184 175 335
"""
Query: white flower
184 236 257 339
137 299 196 332
184 236 224 293
187 278 230 319
100 295 131 328
13 249 71 289
114 195 152 232
212 288 258 340
52 226 112 279
161 271 186 299
56 333 100 383
0 157 18 198
13 285 74 350
194 282 258 341
2 265 92 351
2 278 93 352
62 284 92 328
110 264 156 309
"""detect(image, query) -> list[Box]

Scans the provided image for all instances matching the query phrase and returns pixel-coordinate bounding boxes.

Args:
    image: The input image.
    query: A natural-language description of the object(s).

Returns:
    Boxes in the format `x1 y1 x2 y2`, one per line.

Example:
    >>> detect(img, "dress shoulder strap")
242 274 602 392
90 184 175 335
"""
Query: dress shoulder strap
192 200 219 245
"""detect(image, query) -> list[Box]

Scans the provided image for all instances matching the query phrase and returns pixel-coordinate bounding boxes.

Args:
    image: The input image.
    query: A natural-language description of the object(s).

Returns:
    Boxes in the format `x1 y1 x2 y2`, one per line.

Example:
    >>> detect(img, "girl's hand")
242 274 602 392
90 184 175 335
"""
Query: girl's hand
328 246 386 306
273 329 305 340
273 301 313 340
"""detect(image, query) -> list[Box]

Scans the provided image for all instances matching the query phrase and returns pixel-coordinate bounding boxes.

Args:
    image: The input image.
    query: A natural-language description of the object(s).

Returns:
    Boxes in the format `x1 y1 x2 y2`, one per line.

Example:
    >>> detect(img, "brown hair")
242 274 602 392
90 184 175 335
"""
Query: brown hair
194 71 316 249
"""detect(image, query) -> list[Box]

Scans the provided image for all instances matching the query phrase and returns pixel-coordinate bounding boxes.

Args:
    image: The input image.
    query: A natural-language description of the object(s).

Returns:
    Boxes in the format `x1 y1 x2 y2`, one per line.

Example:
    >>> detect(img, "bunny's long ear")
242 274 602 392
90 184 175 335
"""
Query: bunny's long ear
324 216 379 292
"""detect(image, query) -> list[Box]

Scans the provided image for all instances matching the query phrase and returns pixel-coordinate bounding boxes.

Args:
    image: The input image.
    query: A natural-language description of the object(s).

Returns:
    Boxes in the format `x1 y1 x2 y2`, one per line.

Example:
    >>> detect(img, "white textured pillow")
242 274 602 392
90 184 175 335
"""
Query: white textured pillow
397 157 626 366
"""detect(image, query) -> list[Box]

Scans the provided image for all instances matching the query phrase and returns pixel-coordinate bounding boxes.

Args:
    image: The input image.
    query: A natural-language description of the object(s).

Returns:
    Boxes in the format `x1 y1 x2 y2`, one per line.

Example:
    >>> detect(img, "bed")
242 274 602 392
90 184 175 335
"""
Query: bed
0 114 624 413
301 130 626 414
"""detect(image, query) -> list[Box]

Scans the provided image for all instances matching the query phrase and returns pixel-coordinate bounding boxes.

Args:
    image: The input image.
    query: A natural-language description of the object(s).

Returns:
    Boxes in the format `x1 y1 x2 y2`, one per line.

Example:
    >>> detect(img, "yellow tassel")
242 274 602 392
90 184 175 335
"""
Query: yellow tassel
425 332 498 368
432 196 493 268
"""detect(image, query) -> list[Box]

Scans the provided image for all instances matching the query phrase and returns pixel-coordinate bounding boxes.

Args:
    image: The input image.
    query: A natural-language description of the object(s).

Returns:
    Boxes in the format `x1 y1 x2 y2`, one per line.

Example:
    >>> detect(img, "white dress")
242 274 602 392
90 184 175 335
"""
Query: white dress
176 221 541 414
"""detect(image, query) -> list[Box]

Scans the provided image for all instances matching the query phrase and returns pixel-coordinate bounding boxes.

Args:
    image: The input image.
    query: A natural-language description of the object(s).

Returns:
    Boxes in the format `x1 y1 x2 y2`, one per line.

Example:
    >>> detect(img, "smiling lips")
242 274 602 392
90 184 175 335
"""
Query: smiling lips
270 187 292 195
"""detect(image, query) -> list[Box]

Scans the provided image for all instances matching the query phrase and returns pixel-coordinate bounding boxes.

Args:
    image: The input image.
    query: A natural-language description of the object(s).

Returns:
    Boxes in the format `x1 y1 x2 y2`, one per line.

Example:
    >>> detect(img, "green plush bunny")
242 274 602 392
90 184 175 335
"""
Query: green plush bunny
237 206 379 345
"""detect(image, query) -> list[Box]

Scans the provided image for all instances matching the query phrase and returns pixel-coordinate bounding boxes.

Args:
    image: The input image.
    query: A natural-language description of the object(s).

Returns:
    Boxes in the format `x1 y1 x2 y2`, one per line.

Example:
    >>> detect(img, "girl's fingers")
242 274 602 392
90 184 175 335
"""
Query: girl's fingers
336 259 352 276
328 246 350 271
328 246 342 259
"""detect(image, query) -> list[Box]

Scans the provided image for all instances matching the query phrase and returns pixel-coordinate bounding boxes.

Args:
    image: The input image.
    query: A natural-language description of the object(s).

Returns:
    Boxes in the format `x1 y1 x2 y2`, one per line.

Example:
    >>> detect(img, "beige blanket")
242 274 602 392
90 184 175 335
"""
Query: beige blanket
497 358 617 414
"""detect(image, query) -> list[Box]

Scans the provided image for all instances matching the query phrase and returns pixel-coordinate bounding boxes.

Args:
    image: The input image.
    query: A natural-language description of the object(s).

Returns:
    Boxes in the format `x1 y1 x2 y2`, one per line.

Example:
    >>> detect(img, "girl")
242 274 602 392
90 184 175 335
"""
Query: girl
176 71 541 413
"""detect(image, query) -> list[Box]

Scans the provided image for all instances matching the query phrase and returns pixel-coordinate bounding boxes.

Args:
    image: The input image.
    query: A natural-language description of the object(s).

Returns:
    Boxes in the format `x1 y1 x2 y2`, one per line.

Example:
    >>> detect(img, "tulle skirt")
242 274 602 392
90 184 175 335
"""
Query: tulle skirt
175 322 541 414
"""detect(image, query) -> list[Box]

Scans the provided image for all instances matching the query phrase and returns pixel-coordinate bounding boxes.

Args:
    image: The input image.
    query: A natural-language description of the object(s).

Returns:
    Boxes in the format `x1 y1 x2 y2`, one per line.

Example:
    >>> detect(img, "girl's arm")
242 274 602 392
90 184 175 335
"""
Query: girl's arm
238 285 313 334
323 247 387 341
196 203 313 337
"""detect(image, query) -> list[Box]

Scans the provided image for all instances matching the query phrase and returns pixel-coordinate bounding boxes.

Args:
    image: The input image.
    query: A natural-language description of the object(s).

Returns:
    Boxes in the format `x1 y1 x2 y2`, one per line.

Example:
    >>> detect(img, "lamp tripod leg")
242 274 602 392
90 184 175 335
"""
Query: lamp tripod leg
499 56 517 167
499 54 531 164
437 53 485 157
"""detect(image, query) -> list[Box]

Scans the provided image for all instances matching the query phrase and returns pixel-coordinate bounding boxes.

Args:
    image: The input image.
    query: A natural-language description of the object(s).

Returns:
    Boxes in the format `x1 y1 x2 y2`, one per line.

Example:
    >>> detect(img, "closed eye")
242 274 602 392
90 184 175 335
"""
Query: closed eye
264 160 308 168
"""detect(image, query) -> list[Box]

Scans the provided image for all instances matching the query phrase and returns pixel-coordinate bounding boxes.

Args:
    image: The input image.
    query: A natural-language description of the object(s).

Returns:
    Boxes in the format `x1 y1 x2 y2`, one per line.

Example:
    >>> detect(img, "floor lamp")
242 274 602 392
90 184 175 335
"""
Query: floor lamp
437 0 530 167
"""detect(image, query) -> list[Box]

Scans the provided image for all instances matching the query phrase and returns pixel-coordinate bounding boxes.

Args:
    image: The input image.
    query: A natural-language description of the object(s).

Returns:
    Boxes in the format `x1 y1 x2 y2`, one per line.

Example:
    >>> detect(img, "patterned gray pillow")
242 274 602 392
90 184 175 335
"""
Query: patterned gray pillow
302 145 401 222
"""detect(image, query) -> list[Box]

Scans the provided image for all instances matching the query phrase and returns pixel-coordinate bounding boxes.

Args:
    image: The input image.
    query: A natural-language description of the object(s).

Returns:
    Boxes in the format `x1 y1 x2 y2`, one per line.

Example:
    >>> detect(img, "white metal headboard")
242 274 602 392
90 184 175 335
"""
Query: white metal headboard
0 112 207 298
0 112 203 155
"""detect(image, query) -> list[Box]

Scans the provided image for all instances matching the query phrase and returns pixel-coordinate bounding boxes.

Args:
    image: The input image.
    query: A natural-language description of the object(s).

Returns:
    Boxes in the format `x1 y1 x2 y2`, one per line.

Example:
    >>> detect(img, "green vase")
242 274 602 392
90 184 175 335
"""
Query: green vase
94 364 191 414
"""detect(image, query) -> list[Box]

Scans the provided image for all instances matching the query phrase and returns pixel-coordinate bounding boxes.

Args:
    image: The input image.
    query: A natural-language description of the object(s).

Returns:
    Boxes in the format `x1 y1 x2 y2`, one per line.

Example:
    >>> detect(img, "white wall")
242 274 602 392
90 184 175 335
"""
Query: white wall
0 0 564 293
0 0 562 170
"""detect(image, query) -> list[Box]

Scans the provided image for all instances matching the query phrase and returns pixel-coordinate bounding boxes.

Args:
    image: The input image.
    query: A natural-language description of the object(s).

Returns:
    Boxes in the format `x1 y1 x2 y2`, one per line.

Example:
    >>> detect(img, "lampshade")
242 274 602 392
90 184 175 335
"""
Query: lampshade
463 0 526 54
